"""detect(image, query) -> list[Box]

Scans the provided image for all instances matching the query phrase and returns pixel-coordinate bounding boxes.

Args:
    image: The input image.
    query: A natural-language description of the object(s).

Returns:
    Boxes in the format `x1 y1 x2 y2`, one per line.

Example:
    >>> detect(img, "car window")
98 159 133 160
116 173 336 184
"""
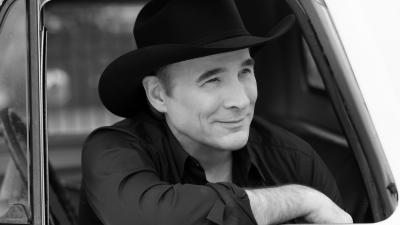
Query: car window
45 2 139 137
325 0 400 169
288 0 397 221
38 0 396 224
0 0 31 223
43 1 145 211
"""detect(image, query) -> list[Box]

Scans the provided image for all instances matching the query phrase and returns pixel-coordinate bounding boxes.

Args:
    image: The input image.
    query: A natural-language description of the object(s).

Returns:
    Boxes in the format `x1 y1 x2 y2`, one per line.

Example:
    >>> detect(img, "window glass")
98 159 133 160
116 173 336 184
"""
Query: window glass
325 0 400 181
43 2 144 208
45 3 143 136
0 0 30 223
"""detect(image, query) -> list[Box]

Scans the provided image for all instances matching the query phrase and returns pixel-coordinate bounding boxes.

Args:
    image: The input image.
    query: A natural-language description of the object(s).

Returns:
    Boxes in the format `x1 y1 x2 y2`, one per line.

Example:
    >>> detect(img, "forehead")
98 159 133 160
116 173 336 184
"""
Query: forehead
166 48 252 79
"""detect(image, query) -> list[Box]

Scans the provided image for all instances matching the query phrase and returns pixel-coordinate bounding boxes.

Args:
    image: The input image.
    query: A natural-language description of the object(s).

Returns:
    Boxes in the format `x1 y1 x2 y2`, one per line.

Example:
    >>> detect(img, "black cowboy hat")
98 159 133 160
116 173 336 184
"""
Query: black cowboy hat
99 0 295 118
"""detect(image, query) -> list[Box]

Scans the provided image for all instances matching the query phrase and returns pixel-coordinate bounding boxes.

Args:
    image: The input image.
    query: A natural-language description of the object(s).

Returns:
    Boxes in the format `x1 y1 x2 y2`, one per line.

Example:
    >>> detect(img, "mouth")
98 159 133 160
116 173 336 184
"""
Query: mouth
216 116 248 129
219 118 245 124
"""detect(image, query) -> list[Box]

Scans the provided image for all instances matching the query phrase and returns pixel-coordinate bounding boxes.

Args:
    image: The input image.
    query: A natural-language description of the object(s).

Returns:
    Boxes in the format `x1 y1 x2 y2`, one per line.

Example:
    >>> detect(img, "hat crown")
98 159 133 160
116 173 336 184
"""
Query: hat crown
134 0 250 47
100 0 295 117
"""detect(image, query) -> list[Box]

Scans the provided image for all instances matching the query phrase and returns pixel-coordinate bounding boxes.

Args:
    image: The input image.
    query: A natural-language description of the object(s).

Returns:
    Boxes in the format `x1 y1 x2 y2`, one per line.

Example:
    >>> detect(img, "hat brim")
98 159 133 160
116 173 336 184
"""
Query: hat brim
99 15 295 118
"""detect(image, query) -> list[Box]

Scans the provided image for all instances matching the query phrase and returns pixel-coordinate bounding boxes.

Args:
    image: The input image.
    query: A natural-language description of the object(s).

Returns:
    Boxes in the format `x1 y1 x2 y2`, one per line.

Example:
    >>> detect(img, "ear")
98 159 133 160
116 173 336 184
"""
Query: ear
142 76 167 113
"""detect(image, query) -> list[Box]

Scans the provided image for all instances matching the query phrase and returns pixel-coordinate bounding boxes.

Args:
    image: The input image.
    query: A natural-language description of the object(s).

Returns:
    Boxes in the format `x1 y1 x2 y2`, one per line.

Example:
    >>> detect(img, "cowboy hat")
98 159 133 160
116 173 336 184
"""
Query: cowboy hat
99 0 295 118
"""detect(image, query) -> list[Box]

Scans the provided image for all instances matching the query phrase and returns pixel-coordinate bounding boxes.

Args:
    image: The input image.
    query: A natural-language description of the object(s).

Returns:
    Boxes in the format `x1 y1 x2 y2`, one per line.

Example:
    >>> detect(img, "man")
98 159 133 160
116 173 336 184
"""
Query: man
79 0 353 224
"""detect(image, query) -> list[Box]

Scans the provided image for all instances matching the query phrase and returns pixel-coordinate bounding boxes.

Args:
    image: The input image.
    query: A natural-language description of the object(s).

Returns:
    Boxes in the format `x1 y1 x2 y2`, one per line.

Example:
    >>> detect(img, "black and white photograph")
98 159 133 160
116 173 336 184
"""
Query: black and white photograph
0 0 399 224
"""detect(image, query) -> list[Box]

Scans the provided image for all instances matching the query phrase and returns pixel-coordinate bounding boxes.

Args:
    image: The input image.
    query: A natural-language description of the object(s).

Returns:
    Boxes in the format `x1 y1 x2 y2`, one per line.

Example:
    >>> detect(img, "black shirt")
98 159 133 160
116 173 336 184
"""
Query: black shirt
78 112 342 225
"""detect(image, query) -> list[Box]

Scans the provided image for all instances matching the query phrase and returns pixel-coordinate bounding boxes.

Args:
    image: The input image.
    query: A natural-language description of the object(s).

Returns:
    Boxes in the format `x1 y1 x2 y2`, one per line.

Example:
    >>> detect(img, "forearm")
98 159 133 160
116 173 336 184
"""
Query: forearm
245 184 352 225
245 184 313 225
86 177 257 225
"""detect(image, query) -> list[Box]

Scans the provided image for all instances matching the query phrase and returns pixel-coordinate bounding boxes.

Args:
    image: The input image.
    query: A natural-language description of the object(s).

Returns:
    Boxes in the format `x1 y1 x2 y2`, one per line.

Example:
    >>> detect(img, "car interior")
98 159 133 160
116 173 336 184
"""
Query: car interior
236 0 372 222
0 0 379 224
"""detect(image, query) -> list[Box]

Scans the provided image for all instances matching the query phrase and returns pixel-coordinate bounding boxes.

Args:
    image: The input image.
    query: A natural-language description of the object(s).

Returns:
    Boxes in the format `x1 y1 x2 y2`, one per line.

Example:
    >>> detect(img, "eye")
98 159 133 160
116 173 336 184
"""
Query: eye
239 68 253 77
202 77 220 86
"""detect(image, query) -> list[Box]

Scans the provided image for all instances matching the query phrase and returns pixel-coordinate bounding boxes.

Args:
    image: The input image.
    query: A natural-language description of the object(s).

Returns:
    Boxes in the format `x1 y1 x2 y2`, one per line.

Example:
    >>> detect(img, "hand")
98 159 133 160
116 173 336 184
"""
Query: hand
303 188 353 224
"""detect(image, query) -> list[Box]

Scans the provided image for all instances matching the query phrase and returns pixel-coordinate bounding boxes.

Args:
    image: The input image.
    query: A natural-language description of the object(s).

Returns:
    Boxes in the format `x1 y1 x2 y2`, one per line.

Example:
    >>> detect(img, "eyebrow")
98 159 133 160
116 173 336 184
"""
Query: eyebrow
242 58 255 67
196 58 255 83
196 68 226 83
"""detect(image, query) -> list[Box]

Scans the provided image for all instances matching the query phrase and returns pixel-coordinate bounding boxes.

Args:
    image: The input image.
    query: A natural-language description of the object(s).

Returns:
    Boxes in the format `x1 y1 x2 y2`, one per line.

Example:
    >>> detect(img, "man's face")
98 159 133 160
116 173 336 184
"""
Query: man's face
162 48 257 152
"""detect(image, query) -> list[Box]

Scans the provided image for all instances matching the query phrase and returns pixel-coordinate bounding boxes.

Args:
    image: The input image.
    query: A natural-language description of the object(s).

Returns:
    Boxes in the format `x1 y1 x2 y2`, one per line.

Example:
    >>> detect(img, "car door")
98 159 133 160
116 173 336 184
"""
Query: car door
0 0 47 224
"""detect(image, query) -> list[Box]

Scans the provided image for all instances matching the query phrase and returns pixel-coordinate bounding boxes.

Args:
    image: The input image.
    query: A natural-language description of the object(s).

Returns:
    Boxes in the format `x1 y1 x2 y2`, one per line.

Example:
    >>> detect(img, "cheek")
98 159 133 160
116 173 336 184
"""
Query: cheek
174 89 221 119
246 77 258 104
191 88 220 105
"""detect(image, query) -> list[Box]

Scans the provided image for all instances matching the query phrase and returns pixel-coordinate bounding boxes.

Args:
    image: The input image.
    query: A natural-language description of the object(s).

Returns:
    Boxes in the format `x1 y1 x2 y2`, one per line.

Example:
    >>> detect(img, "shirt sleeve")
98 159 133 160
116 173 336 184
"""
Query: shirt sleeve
81 129 257 225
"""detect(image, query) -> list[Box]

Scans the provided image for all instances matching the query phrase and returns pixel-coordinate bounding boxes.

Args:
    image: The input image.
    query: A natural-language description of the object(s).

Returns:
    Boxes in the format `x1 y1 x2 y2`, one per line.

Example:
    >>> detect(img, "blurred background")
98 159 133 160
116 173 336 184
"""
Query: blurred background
0 1 141 136
0 0 148 218
44 1 146 188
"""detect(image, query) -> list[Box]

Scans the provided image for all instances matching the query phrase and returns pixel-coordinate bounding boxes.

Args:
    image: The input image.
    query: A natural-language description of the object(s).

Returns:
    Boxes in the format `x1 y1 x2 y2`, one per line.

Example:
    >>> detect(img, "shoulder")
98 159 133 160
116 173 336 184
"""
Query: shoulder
85 117 140 148
81 113 166 179
249 116 315 158
82 112 165 158
89 111 163 139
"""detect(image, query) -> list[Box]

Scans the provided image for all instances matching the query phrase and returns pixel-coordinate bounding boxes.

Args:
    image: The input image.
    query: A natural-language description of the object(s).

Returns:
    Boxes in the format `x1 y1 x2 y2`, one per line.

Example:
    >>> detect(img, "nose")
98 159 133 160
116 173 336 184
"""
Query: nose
223 79 251 110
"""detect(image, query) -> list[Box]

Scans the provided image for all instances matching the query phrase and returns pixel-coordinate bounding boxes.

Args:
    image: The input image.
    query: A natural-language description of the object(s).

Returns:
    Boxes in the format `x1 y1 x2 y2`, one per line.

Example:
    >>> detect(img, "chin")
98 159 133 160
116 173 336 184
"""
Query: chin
217 130 249 150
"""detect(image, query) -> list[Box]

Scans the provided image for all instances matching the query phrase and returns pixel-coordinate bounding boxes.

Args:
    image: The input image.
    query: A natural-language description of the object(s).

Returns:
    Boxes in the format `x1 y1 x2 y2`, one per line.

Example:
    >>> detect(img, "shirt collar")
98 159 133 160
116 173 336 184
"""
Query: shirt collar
161 117 264 181
246 128 268 182
162 119 191 178
233 147 252 172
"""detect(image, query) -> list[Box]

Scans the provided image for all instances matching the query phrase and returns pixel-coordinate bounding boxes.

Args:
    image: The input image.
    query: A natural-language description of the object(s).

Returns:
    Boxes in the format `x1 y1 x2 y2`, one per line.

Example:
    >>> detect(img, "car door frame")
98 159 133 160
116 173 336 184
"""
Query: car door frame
286 0 397 221
28 0 48 224
0 0 48 224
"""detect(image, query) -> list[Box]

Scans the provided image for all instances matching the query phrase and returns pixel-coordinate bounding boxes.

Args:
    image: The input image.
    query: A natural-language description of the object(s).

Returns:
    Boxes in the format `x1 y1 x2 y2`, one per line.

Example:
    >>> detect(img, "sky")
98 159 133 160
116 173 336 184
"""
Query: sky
326 0 400 223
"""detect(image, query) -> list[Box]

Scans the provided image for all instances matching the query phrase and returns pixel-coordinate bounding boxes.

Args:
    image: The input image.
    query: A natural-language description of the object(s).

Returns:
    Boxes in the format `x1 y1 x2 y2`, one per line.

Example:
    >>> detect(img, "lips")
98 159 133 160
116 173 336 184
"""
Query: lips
219 118 245 123
215 117 247 129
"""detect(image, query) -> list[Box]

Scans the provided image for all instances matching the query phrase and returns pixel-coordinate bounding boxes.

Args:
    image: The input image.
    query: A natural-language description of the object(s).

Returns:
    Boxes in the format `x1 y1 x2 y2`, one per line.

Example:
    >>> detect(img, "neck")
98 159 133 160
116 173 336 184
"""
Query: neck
191 146 231 167
191 148 233 183
166 119 233 182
